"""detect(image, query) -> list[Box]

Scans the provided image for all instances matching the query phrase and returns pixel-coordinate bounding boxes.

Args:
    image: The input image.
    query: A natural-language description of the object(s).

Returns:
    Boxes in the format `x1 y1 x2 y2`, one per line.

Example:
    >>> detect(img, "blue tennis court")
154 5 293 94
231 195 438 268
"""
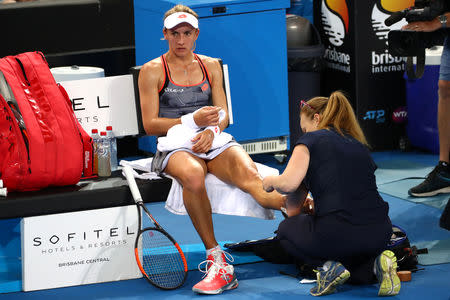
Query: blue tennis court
0 151 449 299
1 0 449 298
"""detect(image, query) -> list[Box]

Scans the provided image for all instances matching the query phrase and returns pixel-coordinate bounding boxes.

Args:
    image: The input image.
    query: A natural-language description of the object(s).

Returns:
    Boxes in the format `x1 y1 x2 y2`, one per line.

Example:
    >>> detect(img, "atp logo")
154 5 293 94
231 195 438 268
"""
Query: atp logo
371 0 413 44
363 109 386 124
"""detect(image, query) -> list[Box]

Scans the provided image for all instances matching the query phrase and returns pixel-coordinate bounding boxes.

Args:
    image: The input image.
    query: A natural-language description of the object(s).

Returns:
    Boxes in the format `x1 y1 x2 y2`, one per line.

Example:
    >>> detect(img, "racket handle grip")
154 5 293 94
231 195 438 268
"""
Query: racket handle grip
123 165 143 203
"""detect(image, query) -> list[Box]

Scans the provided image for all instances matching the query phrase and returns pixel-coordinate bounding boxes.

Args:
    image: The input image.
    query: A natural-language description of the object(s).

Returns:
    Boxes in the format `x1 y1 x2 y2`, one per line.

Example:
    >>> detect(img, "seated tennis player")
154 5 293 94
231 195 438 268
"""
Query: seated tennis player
138 4 285 295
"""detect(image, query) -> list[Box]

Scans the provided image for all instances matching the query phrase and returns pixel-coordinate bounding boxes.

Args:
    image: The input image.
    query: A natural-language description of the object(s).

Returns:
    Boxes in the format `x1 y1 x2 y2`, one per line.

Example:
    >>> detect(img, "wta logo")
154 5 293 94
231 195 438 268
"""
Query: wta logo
371 0 413 43
392 107 407 123
321 0 349 47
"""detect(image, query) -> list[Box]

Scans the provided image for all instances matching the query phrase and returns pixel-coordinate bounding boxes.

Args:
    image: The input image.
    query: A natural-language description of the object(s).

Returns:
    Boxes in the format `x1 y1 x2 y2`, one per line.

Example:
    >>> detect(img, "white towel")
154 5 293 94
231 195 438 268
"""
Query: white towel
120 158 277 220
157 109 232 152
120 159 161 180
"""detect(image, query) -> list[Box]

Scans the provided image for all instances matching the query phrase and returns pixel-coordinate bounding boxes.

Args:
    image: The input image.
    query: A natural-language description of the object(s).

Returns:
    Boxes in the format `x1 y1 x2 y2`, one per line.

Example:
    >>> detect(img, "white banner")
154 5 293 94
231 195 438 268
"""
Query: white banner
21 205 142 291
60 75 139 137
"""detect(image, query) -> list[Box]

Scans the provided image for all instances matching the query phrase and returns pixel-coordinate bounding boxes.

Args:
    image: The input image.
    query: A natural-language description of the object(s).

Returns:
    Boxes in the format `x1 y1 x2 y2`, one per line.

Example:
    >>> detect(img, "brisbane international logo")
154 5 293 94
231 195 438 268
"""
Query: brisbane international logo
321 0 349 47
321 0 351 72
371 0 413 74
371 0 414 44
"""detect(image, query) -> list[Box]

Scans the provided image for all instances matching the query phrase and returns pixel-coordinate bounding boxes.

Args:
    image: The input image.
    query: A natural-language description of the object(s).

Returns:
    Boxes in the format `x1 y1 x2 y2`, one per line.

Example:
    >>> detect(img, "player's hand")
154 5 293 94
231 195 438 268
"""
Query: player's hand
193 106 221 127
191 129 214 153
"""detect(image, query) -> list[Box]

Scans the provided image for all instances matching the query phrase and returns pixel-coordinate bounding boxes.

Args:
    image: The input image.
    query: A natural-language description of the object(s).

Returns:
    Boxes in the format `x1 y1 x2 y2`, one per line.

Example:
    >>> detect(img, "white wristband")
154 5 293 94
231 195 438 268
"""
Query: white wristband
205 125 220 138
180 113 199 129
0 179 3 188
0 187 7 197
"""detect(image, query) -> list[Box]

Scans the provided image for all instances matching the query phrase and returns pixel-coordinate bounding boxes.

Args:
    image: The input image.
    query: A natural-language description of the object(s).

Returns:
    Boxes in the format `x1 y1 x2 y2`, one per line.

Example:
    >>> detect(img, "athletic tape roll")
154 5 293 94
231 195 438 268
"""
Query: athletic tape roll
397 271 411 282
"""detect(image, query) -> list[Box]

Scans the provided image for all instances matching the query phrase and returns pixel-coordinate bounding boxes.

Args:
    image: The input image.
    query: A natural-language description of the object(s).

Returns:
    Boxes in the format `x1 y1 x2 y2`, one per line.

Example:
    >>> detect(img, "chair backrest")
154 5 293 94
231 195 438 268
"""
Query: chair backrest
129 58 229 136
129 65 145 135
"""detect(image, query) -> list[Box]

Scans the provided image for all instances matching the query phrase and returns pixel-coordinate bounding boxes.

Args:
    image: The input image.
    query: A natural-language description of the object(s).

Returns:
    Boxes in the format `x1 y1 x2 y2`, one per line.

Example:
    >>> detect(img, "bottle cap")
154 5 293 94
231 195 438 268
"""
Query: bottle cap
91 129 98 134
100 131 107 136
0 188 7 197
106 126 112 131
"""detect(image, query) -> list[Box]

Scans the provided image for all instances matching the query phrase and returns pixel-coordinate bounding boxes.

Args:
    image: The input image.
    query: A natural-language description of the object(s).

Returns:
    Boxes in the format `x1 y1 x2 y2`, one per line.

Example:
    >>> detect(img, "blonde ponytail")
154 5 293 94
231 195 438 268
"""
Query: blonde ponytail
301 91 369 146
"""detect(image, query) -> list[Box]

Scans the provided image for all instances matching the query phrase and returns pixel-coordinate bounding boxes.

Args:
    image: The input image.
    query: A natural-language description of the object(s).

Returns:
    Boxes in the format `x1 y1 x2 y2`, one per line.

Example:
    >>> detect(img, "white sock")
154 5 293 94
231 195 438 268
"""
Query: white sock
206 245 221 257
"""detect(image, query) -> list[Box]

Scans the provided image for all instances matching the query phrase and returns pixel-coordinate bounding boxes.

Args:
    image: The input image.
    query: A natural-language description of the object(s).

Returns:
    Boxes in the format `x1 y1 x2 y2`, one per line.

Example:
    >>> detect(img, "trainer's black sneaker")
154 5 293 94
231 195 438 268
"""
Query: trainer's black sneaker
408 161 450 197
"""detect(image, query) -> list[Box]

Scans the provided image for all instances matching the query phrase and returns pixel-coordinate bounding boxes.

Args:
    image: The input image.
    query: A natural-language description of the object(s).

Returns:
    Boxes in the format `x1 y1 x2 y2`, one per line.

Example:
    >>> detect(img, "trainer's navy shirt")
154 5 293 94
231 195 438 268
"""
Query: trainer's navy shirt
295 128 389 224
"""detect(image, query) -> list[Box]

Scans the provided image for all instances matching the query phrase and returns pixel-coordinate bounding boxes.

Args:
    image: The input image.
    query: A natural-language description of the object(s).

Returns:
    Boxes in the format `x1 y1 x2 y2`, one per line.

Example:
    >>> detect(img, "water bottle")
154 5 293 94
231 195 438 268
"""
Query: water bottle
97 131 111 177
106 125 118 171
91 129 100 175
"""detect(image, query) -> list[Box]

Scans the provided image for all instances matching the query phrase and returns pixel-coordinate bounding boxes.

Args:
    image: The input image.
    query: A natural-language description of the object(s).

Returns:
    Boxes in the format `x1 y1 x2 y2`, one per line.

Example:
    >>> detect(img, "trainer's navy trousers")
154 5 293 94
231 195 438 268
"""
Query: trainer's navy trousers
277 214 392 284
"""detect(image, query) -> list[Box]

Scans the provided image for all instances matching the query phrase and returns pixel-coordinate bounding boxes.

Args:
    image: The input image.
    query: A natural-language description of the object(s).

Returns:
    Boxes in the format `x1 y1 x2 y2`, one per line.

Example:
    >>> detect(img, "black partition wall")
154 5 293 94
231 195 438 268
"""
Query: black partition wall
0 0 135 76
313 0 408 150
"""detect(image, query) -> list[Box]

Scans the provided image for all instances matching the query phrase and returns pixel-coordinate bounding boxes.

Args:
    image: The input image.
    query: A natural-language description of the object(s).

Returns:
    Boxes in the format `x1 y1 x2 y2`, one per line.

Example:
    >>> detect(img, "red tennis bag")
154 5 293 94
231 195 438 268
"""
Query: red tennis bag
0 51 93 192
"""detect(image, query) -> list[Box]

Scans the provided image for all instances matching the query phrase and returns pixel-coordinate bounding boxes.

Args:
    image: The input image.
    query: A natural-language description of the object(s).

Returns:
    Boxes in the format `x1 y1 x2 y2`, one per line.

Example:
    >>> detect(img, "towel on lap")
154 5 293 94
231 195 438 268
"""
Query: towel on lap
157 125 233 152
157 109 232 152
120 158 277 220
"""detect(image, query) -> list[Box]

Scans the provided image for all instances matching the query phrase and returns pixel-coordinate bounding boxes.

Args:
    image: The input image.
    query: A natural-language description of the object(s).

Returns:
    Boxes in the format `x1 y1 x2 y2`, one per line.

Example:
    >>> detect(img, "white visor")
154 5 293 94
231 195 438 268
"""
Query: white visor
164 12 198 29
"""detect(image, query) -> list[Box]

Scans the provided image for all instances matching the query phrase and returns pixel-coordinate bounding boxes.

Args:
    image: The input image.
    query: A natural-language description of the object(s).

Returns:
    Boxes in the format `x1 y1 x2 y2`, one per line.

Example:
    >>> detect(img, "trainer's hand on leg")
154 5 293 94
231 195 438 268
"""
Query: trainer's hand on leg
262 176 275 192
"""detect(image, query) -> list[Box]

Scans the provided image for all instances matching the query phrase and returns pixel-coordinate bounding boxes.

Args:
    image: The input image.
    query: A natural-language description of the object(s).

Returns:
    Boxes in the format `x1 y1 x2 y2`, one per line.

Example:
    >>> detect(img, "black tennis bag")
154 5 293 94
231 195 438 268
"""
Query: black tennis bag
387 225 428 272
224 236 316 278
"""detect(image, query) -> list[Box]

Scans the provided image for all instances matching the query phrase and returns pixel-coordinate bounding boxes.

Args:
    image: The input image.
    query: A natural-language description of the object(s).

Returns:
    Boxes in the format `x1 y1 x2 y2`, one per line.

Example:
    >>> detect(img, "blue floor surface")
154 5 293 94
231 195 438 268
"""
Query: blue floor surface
1 192 449 299
1 262 449 299
0 151 449 299
373 152 449 210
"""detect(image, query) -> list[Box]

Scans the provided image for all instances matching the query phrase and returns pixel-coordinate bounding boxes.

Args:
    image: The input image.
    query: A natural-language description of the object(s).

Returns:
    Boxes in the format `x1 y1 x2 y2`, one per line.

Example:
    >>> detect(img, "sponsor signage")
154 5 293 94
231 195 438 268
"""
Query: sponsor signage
21 205 141 291
392 106 408 123
314 0 412 149
60 75 139 137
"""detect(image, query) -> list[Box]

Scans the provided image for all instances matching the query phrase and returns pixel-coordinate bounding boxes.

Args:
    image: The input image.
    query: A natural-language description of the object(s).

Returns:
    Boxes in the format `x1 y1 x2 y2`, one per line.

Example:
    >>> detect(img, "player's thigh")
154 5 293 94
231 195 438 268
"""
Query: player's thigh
206 146 259 185
165 151 207 189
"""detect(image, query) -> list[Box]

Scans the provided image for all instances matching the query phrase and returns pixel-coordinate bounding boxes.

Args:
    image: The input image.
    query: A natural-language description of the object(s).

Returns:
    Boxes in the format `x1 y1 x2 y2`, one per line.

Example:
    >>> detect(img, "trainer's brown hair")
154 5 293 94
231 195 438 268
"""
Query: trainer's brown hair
301 91 369 146
164 4 198 19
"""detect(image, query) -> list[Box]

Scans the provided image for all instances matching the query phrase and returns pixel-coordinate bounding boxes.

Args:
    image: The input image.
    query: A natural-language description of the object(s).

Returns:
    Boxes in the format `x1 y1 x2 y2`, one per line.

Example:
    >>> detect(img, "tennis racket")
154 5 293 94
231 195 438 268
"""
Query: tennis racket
123 165 188 289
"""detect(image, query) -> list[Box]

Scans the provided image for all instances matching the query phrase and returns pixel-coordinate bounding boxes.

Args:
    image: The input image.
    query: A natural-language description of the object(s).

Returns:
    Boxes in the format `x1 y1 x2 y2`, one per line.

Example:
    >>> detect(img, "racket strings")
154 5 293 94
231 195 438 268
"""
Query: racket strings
138 229 186 289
